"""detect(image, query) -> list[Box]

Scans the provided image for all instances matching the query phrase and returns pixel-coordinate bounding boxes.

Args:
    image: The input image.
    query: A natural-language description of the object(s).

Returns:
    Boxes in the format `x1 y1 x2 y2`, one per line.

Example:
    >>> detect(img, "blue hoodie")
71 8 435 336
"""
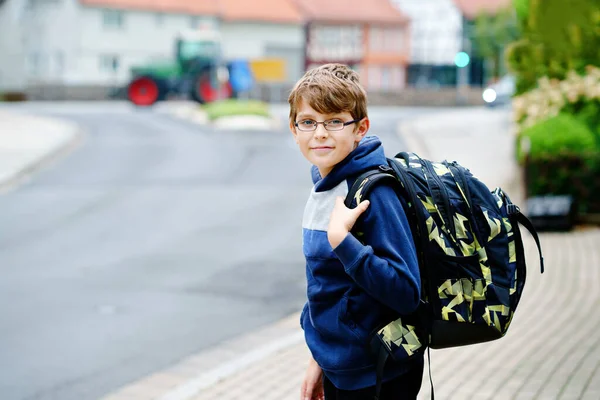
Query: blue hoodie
300 136 422 390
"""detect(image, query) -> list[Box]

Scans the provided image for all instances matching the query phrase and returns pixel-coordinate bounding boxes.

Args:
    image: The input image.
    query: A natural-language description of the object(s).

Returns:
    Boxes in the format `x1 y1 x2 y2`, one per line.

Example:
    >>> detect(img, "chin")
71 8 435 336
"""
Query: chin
312 161 334 170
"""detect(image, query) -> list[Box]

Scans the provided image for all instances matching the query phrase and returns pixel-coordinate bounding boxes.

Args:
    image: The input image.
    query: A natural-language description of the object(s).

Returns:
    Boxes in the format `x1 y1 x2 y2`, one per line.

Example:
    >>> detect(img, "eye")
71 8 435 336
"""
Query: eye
328 119 344 125
299 119 316 126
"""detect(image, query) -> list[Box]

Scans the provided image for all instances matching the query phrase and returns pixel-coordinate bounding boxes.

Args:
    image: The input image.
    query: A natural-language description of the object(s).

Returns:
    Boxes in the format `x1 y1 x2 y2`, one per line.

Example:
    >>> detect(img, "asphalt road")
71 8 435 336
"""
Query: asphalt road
0 102 431 400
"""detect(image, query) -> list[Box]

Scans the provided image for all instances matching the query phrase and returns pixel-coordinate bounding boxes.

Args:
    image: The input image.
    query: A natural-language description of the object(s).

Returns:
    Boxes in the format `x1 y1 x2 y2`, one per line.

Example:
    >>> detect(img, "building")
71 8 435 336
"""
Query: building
2 0 415 98
2 0 305 97
453 0 513 20
390 0 463 87
0 0 27 93
453 0 513 86
218 0 305 86
295 0 411 91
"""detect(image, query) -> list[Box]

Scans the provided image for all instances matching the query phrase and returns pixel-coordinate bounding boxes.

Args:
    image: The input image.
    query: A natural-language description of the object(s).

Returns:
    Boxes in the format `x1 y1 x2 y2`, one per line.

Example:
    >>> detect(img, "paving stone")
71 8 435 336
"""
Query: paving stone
101 108 600 400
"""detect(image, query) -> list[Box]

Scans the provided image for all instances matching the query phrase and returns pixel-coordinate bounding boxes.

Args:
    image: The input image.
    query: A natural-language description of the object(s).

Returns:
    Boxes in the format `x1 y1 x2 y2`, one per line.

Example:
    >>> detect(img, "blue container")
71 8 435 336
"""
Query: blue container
228 60 254 93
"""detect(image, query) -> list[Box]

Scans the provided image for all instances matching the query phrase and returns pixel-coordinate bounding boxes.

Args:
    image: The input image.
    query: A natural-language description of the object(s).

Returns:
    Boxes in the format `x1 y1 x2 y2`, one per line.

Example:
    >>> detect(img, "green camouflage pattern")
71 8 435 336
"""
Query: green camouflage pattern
358 152 525 359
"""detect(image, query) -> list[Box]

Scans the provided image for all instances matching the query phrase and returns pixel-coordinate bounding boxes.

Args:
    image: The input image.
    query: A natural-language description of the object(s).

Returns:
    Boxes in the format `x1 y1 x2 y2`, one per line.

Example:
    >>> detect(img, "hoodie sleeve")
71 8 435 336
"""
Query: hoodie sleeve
332 183 420 315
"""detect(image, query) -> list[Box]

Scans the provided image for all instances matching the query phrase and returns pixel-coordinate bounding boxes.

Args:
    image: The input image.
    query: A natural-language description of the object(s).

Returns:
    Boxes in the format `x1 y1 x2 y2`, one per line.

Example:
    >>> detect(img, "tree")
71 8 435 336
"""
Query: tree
471 7 519 81
506 0 600 94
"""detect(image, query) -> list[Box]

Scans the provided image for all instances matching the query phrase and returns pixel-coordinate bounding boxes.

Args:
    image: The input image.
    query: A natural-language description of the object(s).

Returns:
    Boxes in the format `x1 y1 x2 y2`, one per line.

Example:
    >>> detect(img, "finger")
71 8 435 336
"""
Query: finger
300 382 307 400
355 200 370 214
303 384 312 400
316 387 324 400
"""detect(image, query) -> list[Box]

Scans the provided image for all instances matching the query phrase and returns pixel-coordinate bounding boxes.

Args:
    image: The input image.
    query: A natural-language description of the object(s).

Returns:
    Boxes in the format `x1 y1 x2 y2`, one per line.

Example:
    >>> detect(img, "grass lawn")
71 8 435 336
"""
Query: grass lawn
201 99 271 121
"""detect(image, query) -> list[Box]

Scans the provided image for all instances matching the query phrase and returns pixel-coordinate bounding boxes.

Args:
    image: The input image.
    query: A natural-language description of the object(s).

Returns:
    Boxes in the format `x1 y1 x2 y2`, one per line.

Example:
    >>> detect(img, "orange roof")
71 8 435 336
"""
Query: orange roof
81 0 302 22
80 0 220 15
453 0 513 19
218 0 303 23
80 0 406 24
293 0 409 24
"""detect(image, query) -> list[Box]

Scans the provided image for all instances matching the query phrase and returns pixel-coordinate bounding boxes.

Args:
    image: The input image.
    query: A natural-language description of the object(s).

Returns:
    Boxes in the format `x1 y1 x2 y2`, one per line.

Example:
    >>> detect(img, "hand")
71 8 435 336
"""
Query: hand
301 357 324 400
327 197 370 249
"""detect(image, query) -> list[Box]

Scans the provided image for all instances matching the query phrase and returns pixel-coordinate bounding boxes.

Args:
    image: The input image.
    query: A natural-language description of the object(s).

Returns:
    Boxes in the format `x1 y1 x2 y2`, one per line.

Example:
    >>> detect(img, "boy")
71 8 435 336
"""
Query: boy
288 64 423 400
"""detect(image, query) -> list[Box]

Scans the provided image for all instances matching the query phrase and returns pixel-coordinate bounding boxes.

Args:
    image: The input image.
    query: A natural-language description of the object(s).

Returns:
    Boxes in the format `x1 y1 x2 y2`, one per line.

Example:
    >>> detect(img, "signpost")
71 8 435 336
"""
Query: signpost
455 49 470 105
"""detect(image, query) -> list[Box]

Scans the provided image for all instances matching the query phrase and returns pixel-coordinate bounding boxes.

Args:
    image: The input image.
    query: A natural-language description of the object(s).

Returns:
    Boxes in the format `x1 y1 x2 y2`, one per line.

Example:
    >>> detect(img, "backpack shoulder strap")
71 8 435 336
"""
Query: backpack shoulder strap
344 166 398 209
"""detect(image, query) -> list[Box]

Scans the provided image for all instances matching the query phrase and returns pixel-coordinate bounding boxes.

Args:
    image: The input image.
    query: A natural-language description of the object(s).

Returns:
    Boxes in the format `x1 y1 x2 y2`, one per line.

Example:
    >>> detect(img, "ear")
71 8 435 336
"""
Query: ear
290 121 299 143
354 118 370 142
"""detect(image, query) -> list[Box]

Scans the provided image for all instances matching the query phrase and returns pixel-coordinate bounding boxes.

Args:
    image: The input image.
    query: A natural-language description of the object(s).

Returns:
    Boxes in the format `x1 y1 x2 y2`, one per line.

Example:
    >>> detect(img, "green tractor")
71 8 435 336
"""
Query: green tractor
126 30 234 106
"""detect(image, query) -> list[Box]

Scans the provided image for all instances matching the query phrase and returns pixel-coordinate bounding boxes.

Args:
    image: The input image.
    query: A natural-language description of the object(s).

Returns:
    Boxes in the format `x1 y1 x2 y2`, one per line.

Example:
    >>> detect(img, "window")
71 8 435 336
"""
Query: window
396 29 405 52
55 51 64 74
370 27 382 51
99 55 120 73
391 67 405 89
381 66 391 90
26 0 62 9
368 65 381 90
155 13 165 27
28 52 40 74
103 10 124 30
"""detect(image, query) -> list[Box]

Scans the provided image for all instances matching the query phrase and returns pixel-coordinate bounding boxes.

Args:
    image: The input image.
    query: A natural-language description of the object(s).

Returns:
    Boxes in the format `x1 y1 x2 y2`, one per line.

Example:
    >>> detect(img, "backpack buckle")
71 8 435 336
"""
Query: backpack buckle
507 204 521 215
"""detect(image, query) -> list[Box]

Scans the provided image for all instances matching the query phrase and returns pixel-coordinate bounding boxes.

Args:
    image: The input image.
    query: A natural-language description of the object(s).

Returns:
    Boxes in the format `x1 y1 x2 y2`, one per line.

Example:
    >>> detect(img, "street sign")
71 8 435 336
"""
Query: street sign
249 58 287 83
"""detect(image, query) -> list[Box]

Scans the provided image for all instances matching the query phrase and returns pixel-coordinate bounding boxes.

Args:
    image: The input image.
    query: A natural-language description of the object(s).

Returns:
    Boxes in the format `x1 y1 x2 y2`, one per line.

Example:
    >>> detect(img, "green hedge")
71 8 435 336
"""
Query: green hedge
0 92 27 102
201 99 270 121
516 113 597 161
524 153 600 214
519 113 600 215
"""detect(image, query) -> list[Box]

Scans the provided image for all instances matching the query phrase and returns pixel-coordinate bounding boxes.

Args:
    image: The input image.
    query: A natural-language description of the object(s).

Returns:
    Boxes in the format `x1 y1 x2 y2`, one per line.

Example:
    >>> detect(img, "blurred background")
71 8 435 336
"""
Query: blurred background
1 0 521 106
1 0 599 399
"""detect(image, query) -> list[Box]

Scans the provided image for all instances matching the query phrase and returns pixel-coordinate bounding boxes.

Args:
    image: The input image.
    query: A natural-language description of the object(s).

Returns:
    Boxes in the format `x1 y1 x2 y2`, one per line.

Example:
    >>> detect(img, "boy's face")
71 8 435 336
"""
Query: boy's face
290 99 369 178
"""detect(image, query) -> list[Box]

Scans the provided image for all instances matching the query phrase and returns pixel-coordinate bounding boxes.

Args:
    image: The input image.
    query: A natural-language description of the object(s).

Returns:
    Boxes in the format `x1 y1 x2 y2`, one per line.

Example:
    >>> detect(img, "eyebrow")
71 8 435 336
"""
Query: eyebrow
297 113 345 120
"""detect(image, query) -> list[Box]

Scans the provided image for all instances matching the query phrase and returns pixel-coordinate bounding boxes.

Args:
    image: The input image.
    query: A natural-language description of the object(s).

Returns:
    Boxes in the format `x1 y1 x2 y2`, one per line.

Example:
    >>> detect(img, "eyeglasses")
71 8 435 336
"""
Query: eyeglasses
294 118 361 132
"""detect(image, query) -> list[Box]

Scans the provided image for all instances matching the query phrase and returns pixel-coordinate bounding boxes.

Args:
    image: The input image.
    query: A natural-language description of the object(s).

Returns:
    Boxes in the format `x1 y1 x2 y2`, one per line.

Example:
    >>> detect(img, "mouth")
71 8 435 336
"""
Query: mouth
311 146 334 150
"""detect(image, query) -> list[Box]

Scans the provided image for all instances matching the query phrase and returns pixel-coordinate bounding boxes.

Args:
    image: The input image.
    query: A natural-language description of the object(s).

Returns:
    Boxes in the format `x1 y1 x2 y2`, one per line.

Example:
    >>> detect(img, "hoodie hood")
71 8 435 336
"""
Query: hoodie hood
312 135 387 192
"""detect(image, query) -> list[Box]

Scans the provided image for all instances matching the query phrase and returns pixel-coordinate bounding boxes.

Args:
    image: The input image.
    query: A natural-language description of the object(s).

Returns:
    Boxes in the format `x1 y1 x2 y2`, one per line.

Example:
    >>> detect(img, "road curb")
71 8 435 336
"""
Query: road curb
99 311 304 400
0 116 85 193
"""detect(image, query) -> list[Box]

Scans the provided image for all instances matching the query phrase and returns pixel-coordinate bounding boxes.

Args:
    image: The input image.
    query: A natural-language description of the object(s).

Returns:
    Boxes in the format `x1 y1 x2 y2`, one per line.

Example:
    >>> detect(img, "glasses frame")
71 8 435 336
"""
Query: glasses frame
294 118 361 132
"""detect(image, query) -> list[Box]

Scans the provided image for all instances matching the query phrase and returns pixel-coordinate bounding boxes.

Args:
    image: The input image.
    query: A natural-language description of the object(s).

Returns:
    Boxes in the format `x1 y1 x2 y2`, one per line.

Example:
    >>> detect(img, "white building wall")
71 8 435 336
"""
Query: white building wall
221 22 304 82
21 0 82 84
392 0 462 65
0 0 27 91
5 2 304 88
77 7 218 85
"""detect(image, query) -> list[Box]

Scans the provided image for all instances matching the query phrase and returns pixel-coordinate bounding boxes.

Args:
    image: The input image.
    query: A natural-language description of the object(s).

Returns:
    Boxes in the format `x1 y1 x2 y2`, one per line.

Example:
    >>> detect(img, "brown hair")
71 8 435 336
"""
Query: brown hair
288 63 368 126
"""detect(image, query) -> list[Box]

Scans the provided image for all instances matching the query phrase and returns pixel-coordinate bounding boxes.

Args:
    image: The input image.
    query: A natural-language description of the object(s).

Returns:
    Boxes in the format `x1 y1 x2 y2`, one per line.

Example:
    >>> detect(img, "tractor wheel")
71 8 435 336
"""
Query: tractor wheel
127 76 162 106
191 74 233 104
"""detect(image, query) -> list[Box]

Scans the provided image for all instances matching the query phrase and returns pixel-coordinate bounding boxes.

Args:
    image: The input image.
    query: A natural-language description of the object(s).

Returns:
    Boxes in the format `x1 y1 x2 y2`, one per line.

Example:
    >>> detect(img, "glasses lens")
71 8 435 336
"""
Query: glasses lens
325 120 344 131
297 120 316 131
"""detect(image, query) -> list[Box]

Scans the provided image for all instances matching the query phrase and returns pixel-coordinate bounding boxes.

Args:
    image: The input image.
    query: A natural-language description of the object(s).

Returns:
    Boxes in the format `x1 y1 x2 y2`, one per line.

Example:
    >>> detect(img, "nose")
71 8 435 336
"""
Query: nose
313 123 328 139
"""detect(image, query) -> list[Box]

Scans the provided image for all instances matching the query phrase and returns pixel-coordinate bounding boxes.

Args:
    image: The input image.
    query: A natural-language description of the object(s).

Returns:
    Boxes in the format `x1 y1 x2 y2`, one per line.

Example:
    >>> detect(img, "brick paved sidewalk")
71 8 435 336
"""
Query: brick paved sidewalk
101 107 600 400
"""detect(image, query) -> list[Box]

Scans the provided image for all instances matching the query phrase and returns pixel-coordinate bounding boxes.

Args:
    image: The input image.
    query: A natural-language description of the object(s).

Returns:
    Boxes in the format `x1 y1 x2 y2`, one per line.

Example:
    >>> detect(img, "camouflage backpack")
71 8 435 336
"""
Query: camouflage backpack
345 152 545 399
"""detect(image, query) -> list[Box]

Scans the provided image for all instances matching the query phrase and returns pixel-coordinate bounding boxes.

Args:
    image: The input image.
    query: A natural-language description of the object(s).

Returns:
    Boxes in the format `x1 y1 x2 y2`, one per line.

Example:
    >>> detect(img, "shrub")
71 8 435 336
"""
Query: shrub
201 99 270 121
506 0 600 95
512 66 600 134
517 113 597 162
0 92 27 102
524 153 600 215
519 113 600 215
